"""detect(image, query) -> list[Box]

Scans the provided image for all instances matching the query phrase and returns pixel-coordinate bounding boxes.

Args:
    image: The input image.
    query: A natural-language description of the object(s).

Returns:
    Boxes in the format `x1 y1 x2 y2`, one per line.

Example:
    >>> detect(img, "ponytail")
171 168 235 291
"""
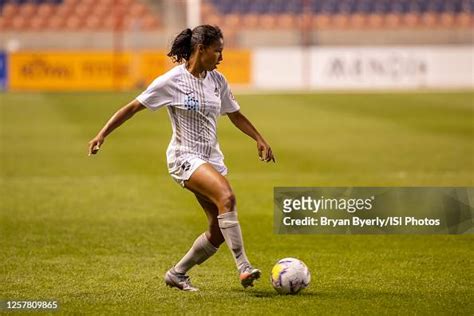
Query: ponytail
167 25 223 63
167 28 193 63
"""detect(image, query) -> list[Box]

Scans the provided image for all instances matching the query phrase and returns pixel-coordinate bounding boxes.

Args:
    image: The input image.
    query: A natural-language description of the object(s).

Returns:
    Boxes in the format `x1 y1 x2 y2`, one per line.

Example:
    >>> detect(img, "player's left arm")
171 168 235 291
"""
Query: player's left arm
227 110 275 162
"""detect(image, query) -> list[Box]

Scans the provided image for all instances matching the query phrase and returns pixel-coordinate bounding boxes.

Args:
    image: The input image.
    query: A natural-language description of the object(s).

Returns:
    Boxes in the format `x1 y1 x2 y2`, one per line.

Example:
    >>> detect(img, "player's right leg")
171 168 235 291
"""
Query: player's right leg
164 193 225 291
195 193 225 247
184 163 261 288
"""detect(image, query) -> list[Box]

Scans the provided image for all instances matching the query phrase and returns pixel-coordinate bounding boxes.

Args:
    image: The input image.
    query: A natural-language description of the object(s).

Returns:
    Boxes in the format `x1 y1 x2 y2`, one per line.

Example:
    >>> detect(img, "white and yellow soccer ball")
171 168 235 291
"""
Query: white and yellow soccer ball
271 258 311 294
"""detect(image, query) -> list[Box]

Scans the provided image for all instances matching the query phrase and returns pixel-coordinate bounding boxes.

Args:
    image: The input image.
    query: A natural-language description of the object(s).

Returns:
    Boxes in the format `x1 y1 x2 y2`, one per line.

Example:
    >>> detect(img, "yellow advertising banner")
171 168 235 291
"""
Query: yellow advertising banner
215 50 251 84
8 50 251 91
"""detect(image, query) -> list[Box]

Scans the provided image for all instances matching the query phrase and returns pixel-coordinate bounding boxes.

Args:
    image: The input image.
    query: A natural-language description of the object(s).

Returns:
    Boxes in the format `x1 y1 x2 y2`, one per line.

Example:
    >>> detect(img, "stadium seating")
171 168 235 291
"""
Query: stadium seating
202 0 473 29
0 0 161 31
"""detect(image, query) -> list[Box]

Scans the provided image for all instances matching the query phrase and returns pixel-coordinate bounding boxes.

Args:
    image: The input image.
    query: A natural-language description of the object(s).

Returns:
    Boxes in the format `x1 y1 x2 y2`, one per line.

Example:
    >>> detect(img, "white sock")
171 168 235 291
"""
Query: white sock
217 211 249 272
174 233 218 274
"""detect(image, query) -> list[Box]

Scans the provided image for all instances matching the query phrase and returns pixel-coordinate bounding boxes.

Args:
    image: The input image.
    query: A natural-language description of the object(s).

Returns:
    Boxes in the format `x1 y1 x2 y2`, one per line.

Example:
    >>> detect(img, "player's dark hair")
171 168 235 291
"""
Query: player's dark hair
167 25 223 63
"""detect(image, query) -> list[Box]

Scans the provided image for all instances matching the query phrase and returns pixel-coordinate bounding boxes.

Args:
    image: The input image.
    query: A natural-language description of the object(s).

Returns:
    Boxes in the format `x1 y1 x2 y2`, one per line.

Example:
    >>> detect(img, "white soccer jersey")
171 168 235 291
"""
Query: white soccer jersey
136 64 240 174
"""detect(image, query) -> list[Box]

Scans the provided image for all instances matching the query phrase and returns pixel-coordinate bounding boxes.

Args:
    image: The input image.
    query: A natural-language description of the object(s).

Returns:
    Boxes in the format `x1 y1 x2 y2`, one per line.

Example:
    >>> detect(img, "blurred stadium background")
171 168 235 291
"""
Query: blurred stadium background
0 0 472 91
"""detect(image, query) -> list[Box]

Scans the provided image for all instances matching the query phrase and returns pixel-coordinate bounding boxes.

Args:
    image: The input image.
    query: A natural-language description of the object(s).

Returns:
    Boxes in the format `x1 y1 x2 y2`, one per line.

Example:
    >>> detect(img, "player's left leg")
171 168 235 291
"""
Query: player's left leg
184 163 261 287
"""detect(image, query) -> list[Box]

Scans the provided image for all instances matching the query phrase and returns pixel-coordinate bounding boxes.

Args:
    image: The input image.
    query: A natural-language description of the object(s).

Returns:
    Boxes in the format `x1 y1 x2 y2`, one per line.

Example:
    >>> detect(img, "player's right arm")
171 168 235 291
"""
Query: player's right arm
88 99 146 156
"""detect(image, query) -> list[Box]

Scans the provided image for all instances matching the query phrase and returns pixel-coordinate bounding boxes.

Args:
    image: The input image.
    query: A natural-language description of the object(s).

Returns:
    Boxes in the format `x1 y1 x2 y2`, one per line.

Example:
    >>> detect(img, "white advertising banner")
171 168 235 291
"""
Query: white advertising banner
253 46 473 90
252 48 305 89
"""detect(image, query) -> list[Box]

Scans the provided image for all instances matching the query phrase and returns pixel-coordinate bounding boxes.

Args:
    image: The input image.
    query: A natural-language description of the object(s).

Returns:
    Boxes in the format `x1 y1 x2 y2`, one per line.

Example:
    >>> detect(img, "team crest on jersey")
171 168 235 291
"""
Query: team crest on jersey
184 94 200 111
181 161 191 171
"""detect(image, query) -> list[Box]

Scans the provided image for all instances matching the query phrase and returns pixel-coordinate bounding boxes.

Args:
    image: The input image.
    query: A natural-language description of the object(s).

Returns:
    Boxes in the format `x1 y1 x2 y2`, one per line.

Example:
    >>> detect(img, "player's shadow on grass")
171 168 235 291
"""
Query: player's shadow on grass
233 288 410 299
231 289 318 298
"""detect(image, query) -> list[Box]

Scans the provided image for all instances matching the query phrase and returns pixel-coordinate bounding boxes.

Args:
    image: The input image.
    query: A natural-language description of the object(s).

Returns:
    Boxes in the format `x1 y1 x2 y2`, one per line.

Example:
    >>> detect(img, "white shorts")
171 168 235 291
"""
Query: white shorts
168 156 228 187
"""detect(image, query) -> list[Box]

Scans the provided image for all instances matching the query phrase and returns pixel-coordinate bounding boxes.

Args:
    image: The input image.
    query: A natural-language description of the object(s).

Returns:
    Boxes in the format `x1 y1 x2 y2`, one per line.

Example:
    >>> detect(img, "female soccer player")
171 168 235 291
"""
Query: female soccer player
88 25 275 291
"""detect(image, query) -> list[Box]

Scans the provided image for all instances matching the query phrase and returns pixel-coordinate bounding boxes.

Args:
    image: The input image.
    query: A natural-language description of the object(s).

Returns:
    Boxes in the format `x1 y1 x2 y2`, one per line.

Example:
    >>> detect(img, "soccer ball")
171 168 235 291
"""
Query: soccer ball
271 258 311 294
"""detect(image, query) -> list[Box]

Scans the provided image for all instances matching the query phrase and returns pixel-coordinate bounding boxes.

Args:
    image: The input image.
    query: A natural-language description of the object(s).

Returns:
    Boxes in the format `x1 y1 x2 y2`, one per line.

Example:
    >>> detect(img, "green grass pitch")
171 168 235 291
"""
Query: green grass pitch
1 91 473 314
